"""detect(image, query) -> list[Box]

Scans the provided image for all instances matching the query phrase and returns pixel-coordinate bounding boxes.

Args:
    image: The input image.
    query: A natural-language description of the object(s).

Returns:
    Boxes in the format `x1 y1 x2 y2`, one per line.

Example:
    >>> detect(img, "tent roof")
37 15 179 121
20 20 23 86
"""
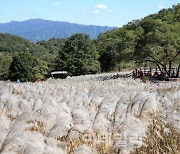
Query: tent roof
51 71 68 75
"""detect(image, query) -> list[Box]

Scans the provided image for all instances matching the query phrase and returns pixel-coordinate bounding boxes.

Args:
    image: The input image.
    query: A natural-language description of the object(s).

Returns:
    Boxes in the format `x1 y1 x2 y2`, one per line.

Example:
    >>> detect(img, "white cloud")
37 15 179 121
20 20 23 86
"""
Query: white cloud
92 4 111 15
94 4 108 9
52 1 61 6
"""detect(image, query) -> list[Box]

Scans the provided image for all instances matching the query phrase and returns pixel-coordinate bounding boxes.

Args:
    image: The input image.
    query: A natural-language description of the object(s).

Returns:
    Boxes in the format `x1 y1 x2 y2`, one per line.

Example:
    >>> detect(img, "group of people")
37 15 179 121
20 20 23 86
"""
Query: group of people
132 69 169 82
152 71 169 81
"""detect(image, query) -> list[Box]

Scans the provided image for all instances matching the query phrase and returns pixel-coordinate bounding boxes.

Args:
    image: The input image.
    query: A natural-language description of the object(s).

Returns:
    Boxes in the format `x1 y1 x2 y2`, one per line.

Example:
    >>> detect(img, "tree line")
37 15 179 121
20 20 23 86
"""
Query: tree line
0 4 179 82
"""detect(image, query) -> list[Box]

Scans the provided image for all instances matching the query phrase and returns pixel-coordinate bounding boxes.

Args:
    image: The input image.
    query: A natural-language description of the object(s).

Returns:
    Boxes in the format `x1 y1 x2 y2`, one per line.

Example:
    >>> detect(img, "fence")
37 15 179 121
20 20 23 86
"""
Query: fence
99 67 179 81
136 67 179 78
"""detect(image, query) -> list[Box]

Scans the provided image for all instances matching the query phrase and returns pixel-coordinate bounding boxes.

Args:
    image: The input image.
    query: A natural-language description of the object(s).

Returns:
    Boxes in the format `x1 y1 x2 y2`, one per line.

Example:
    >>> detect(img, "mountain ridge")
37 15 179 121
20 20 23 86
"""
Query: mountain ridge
0 19 115 42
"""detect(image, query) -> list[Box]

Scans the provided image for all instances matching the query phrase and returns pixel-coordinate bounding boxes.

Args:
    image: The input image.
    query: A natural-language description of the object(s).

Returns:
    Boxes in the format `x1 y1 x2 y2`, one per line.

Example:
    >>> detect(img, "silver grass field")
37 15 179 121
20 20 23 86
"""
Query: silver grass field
0 73 179 154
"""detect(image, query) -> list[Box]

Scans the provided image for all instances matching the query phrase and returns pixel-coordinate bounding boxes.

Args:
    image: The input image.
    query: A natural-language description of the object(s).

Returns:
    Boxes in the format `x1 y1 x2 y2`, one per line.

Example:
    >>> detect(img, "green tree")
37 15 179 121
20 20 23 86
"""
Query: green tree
97 28 137 72
37 38 66 73
57 34 100 76
134 18 180 77
0 53 12 80
9 52 48 82
99 42 120 71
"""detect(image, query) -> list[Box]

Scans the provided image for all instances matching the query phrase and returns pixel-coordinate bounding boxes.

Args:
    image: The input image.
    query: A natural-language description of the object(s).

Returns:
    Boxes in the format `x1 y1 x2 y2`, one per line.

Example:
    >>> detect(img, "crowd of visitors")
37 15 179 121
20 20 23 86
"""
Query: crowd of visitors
132 69 170 82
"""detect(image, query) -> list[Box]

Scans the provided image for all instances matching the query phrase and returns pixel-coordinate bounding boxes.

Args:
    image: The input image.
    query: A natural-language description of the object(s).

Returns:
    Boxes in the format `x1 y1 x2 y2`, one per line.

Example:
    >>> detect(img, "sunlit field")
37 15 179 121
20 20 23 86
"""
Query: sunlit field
0 73 179 154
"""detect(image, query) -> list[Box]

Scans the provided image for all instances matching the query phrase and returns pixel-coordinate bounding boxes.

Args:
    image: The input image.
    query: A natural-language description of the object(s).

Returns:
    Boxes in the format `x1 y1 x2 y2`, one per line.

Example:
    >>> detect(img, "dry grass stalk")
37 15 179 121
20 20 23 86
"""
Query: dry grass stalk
131 115 180 154
56 130 113 154
26 120 44 134
157 87 179 94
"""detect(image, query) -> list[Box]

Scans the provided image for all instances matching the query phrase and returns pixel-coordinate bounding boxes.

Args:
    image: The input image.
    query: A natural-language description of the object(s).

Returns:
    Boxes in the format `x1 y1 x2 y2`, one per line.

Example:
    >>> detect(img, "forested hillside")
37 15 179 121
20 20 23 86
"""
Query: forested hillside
0 33 48 56
0 33 55 81
97 4 180 74
0 4 179 81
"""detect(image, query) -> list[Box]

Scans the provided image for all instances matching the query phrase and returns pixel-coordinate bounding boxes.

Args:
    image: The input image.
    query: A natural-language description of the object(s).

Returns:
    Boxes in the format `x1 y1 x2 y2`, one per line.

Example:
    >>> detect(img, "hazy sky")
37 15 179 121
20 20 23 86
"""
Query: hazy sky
0 0 179 27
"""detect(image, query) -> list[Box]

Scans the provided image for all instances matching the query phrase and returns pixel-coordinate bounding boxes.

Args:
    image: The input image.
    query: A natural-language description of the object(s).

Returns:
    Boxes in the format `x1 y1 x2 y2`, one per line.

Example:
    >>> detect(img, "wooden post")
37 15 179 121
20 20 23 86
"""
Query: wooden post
168 61 172 77
176 64 180 78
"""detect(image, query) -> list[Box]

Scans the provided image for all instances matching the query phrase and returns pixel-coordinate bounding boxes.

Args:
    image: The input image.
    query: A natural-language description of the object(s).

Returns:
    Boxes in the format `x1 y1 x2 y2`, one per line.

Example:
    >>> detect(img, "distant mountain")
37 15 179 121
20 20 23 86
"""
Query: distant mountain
0 19 115 42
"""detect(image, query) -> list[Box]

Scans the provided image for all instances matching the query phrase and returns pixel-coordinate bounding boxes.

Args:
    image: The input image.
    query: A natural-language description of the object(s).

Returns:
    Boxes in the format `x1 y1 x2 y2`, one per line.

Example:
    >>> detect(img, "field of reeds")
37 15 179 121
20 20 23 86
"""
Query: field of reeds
0 73 179 154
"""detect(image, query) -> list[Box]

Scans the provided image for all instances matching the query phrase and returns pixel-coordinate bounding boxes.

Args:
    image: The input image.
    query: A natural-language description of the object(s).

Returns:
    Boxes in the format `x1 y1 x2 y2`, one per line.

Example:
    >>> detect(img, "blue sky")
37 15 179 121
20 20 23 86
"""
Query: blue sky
0 0 179 27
